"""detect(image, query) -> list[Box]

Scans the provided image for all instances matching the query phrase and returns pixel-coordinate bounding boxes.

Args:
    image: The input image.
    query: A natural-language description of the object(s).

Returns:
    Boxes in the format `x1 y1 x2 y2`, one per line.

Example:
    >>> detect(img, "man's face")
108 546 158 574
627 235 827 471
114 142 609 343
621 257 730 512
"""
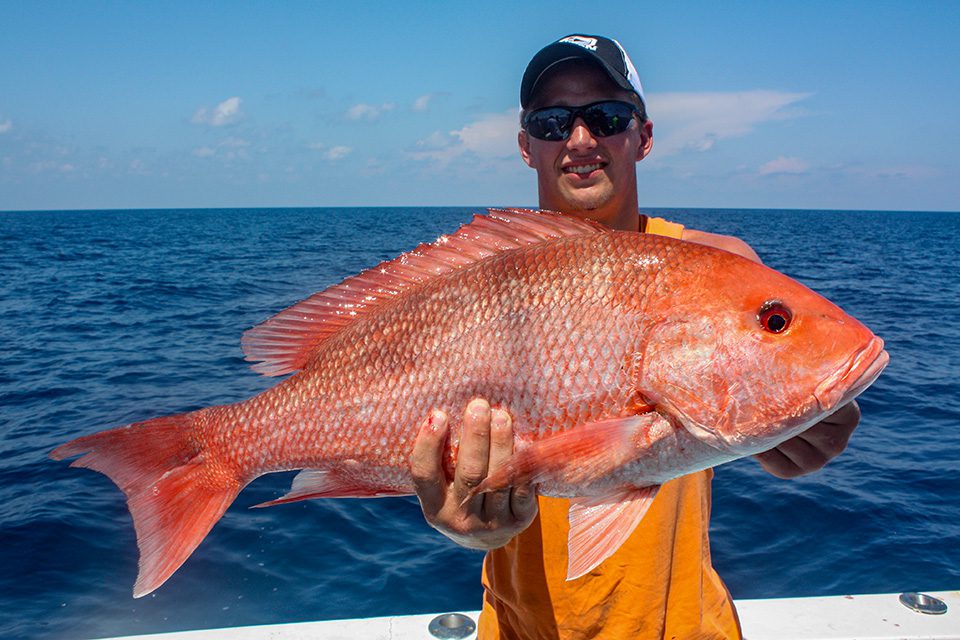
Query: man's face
519 60 653 230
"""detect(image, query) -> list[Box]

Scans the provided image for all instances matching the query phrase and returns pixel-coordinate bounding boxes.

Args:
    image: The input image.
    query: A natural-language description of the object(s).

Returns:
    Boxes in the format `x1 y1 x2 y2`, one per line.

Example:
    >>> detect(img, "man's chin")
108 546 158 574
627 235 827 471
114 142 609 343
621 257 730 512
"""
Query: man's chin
562 192 615 217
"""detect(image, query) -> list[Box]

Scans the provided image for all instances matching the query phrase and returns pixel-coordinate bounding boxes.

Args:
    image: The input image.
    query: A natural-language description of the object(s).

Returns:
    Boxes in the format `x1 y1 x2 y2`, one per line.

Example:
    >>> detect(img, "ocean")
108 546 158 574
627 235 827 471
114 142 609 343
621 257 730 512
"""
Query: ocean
1 207 958 640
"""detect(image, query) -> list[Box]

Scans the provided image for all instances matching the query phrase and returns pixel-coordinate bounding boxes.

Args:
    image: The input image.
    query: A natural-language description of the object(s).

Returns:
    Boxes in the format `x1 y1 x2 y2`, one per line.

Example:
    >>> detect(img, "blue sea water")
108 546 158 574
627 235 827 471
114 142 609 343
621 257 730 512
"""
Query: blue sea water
1 207 958 640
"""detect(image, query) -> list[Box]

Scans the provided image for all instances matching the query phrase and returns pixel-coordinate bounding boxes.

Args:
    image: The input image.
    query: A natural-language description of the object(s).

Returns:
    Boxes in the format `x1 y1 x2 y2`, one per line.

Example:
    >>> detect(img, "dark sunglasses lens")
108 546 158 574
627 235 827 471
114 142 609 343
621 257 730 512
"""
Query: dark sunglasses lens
526 102 637 140
525 108 573 141
583 102 636 136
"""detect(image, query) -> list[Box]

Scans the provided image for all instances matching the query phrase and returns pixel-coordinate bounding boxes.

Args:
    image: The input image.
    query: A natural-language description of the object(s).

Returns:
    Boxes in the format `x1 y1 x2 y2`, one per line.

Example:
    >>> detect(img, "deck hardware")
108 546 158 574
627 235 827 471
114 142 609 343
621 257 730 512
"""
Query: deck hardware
899 592 948 615
428 612 477 638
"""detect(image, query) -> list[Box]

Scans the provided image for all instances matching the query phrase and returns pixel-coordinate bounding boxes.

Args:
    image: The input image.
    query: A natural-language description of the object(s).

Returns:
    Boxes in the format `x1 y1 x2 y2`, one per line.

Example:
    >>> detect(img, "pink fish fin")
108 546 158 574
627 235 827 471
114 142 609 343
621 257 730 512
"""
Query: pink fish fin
253 468 408 507
464 412 666 502
565 485 660 580
50 412 242 598
241 208 609 377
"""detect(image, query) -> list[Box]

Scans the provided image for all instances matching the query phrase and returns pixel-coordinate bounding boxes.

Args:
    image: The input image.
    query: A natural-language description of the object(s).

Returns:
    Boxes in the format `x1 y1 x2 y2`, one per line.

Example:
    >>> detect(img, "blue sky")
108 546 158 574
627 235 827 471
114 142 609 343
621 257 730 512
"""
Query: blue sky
1 1 958 212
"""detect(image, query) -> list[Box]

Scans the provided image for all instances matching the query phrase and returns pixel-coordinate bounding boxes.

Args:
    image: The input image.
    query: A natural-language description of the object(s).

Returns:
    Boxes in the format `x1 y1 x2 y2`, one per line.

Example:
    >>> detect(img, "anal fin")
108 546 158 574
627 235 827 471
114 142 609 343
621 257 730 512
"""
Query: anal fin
254 467 407 508
566 485 660 580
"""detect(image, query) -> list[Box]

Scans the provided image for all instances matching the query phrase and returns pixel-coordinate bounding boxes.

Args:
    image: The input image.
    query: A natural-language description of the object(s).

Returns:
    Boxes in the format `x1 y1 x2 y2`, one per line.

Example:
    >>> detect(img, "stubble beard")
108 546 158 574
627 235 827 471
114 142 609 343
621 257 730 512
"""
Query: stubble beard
557 180 618 218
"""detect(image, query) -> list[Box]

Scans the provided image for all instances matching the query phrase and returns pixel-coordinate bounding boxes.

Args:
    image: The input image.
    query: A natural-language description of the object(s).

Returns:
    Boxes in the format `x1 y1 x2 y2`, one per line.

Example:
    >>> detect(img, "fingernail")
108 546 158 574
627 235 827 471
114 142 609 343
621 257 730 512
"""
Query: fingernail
430 410 447 431
467 398 490 418
492 409 509 428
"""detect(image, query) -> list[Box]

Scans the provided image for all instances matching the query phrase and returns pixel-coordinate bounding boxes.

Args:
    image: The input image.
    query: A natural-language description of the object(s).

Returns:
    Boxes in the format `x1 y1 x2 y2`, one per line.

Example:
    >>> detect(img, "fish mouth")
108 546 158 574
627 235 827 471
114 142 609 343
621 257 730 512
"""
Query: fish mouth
814 336 889 412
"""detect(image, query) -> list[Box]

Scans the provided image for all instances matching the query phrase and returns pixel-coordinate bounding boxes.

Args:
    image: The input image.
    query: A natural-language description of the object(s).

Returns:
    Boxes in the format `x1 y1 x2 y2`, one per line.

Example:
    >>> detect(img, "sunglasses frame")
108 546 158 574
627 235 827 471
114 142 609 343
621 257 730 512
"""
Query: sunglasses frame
522 100 643 141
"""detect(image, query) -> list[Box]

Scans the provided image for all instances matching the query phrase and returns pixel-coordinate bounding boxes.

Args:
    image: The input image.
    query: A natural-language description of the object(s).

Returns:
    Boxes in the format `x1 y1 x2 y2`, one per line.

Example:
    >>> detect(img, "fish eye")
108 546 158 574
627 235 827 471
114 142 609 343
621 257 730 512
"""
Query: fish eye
758 301 792 334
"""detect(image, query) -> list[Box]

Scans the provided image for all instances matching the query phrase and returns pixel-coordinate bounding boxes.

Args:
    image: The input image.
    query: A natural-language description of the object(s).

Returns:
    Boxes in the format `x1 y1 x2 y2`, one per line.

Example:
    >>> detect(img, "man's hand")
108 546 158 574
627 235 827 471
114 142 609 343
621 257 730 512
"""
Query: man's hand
754 401 861 479
410 398 538 549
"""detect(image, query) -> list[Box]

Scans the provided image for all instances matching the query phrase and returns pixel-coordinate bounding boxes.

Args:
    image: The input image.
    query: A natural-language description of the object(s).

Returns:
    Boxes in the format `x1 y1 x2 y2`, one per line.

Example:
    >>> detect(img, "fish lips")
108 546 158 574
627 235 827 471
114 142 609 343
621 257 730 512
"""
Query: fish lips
814 336 889 413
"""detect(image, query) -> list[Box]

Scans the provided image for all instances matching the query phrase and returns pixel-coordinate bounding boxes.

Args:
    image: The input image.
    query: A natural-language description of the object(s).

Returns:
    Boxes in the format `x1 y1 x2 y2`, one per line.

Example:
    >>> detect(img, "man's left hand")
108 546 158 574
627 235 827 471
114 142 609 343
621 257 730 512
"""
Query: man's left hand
754 401 860 478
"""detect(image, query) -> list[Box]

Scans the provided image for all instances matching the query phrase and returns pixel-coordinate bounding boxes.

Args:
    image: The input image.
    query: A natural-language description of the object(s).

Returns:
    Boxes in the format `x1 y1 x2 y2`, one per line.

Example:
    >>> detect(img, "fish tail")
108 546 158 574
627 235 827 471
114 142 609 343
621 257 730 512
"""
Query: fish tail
50 411 242 598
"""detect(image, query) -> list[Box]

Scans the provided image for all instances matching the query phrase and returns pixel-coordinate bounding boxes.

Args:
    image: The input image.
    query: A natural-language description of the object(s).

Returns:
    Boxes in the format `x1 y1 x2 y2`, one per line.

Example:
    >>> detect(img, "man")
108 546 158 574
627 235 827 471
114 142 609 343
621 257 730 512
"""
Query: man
410 35 860 639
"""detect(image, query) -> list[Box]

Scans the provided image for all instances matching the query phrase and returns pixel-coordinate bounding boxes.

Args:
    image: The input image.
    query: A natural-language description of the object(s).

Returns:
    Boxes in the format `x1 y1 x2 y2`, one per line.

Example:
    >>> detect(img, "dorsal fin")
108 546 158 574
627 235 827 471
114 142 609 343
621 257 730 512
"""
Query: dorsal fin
241 208 608 376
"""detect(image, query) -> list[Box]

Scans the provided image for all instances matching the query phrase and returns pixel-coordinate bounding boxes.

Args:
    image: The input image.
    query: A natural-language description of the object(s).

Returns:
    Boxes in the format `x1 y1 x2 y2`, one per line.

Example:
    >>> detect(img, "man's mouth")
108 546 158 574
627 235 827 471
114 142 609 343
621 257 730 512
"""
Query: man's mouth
562 162 605 176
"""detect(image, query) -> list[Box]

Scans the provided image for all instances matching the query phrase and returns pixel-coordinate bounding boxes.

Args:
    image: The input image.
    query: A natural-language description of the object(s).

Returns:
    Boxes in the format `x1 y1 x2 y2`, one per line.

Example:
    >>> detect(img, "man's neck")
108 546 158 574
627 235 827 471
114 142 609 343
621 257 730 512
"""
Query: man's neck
605 207 642 232
541 203 640 232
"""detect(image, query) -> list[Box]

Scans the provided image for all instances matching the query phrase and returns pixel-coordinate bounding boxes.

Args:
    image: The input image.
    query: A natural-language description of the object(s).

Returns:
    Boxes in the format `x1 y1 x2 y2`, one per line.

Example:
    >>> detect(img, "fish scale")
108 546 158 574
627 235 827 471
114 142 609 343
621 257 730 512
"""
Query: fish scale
51 208 887 595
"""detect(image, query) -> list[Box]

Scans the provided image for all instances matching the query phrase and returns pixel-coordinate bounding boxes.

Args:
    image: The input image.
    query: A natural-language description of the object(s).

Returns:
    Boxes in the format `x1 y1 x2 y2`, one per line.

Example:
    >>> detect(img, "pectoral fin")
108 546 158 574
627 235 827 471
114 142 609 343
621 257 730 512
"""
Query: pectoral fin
463 411 668 503
566 485 660 580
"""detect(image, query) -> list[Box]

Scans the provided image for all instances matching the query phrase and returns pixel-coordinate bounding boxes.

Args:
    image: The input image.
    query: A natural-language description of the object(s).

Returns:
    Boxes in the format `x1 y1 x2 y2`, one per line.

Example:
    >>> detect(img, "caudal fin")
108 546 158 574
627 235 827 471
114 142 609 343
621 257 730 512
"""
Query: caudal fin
50 411 242 598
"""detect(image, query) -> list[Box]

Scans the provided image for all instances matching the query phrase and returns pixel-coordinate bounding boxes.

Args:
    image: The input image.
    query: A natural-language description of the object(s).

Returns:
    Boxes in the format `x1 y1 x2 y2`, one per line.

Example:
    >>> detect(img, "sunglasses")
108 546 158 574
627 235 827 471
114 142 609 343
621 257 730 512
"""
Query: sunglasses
522 100 642 141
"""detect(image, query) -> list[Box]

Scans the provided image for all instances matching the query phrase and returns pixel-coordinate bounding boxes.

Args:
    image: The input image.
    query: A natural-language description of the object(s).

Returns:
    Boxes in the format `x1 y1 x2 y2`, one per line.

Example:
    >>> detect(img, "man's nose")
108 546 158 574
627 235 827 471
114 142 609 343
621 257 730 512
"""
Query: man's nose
566 117 597 150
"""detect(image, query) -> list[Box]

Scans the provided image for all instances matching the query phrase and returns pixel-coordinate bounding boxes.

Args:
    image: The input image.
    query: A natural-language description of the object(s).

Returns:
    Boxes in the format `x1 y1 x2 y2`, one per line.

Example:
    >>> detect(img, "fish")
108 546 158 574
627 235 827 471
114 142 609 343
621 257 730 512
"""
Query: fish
51 208 888 597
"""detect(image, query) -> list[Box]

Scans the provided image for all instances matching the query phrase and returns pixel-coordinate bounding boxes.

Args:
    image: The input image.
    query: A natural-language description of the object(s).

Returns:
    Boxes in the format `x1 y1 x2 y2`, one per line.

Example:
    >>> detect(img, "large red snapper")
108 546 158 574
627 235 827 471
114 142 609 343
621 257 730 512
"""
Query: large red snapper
51 208 888 597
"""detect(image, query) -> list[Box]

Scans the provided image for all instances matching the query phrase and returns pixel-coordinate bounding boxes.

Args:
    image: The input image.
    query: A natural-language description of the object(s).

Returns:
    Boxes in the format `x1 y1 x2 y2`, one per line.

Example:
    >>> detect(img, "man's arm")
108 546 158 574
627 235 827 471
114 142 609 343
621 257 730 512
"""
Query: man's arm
682 228 762 263
682 227 862 478
410 398 538 549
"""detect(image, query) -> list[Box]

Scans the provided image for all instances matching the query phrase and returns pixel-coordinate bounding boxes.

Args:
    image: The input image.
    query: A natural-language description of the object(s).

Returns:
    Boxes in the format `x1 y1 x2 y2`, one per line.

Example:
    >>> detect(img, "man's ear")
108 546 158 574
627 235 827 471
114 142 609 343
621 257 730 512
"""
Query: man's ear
518 129 536 168
636 119 654 162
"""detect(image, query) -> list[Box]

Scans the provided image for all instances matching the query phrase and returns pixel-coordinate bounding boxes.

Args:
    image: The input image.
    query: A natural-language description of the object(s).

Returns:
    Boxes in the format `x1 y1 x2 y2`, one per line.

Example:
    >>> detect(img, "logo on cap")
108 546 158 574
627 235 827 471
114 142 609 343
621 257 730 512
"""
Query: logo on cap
558 35 598 51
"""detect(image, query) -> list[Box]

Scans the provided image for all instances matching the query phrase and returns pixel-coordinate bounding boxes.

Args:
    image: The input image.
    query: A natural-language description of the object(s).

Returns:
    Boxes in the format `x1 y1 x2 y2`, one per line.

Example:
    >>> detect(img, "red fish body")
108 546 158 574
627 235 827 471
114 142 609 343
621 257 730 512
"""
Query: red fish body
52 209 888 596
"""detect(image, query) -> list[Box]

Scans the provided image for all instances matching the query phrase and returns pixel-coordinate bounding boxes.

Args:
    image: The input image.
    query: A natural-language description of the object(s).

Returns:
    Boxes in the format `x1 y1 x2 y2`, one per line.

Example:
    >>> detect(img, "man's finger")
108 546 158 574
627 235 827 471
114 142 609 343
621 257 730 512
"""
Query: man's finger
765 436 828 478
808 401 859 454
797 421 854 460
754 447 804 479
483 408 514 520
410 410 449 517
822 400 861 427
454 398 493 506
510 484 538 524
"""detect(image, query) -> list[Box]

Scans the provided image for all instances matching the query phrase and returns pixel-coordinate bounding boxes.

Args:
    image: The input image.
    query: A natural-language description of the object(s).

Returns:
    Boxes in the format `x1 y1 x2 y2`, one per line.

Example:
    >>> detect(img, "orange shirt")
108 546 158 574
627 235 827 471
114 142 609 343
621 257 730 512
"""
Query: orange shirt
477 217 741 639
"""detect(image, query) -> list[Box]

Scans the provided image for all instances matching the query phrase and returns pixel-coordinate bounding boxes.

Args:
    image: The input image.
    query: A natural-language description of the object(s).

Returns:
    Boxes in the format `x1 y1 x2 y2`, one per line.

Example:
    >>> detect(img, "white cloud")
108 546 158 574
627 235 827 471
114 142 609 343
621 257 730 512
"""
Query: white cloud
191 97 243 126
307 142 353 161
191 136 250 159
453 111 519 158
416 131 451 150
649 90 811 157
324 145 352 161
759 156 809 176
220 136 249 148
28 159 79 174
346 102 395 120
128 158 149 175
412 109 519 164
413 95 432 112
0 119 11 134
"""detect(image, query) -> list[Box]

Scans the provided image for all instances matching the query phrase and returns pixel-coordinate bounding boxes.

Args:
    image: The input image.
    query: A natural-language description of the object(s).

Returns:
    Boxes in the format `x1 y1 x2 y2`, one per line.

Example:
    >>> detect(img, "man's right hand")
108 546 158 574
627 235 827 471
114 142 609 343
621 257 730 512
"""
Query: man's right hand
410 398 538 550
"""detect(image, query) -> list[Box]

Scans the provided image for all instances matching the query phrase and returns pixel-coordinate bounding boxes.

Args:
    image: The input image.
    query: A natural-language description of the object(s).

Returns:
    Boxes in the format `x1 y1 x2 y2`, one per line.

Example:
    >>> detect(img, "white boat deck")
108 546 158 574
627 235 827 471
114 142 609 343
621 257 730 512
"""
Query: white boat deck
97 590 959 640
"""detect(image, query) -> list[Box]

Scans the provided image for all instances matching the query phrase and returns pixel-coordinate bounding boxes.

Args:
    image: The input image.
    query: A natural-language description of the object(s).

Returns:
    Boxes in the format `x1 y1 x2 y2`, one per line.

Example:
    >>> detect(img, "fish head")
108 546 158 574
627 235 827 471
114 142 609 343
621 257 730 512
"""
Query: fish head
636 249 888 456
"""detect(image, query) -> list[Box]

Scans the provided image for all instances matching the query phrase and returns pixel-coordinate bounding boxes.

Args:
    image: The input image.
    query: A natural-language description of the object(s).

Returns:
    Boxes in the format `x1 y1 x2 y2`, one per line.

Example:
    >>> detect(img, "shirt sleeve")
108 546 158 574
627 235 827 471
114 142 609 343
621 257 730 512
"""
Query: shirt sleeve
644 216 685 240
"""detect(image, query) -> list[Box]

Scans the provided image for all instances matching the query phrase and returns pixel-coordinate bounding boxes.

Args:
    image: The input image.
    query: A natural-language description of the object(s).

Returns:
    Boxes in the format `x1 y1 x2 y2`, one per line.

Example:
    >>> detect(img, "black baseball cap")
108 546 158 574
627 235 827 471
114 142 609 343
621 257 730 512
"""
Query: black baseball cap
521 34 646 112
